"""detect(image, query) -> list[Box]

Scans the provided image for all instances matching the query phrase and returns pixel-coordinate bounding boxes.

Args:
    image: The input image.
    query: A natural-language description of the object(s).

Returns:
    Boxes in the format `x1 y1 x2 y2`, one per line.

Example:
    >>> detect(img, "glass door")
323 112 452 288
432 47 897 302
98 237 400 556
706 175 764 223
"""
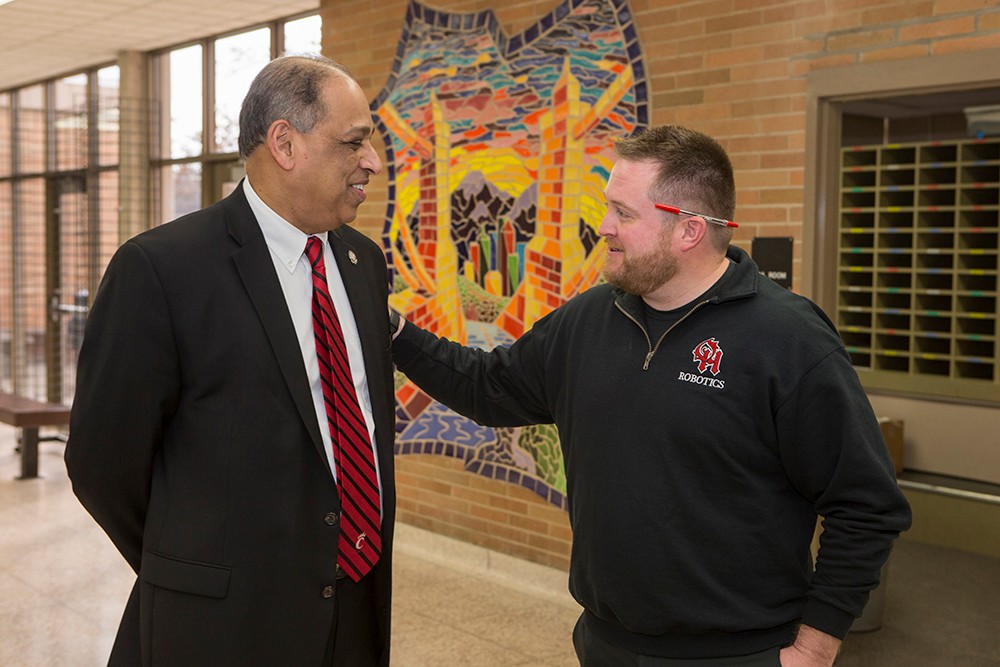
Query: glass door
46 173 90 406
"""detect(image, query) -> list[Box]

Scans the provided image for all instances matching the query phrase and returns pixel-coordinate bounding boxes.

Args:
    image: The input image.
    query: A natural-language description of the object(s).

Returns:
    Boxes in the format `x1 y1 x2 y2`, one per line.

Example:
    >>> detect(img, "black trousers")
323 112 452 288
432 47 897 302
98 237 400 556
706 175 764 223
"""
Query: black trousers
573 615 782 667
325 572 381 667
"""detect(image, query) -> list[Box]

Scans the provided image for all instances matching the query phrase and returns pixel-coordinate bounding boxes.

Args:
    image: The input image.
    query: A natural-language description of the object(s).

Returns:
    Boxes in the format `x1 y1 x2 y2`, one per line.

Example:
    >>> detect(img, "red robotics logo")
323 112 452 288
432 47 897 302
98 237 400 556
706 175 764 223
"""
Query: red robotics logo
692 338 724 376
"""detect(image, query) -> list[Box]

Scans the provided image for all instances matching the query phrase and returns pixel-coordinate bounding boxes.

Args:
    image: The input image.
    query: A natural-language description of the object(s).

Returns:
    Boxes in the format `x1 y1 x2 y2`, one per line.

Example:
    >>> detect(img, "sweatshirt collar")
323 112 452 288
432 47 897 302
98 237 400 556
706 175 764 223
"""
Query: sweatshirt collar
612 245 759 318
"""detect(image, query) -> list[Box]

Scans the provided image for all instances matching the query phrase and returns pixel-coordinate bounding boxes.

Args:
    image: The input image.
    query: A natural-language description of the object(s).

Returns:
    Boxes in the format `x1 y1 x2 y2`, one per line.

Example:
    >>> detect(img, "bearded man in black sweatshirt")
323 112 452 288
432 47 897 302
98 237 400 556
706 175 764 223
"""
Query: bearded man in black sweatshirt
390 125 911 667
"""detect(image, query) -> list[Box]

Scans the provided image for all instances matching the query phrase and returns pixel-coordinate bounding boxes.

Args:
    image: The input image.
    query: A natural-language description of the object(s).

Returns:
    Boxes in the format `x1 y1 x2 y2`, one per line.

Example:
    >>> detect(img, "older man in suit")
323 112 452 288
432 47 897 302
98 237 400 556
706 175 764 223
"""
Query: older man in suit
66 54 396 666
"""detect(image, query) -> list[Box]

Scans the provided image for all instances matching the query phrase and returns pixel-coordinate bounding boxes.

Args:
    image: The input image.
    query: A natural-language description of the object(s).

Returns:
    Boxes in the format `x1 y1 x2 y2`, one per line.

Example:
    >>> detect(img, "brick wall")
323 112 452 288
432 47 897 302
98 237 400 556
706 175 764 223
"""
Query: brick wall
396 454 572 570
321 0 1000 571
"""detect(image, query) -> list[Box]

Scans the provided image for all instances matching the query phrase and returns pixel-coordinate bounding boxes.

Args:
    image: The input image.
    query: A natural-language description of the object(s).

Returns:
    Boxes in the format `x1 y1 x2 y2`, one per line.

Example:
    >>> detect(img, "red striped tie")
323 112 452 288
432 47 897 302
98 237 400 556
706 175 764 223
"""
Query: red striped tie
305 236 381 581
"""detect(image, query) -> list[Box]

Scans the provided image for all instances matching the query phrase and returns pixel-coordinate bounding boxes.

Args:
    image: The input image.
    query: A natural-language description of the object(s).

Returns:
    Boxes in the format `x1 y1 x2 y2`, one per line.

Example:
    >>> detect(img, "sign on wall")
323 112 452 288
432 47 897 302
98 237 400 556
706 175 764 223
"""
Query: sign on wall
751 236 793 289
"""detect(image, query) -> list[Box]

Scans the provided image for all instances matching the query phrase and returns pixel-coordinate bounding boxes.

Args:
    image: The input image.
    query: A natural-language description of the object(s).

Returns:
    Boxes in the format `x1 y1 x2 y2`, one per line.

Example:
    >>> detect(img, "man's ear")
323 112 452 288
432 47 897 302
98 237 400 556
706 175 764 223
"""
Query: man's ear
678 214 708 251
266 119 295 171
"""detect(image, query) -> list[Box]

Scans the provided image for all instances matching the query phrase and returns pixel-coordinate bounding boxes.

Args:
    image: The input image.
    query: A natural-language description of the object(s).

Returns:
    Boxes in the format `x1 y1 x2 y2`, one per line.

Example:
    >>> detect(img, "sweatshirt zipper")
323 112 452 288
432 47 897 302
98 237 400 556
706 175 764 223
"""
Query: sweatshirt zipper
615 299 711 370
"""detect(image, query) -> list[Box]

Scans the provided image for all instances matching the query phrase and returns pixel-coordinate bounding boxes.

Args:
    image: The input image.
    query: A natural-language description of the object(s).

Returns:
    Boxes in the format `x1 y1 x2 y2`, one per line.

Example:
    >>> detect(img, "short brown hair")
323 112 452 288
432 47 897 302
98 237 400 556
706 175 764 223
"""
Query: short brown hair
615 126 736 250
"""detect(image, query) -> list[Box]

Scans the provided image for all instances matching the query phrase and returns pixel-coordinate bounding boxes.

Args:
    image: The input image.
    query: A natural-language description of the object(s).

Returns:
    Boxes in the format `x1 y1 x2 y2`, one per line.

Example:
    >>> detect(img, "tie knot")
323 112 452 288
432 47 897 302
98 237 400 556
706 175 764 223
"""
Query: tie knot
305 236 323 268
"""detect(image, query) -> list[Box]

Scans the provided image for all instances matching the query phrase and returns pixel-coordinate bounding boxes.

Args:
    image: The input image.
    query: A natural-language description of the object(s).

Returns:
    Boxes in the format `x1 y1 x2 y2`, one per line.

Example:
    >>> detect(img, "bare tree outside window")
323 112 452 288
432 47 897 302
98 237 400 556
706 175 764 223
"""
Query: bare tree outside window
214 28 270 155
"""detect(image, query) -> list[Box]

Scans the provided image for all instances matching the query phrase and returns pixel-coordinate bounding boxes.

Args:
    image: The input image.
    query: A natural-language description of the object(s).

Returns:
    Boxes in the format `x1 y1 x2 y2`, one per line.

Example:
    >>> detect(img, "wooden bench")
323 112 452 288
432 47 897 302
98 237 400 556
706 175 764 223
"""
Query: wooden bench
0 392 71 479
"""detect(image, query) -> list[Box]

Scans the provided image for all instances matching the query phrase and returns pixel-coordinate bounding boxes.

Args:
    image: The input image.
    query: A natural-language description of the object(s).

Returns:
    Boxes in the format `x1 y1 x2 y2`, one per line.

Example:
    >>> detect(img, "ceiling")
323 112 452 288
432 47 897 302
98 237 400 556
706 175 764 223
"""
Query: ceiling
842 87 1000 120
0 0 318 91
3 0 997 117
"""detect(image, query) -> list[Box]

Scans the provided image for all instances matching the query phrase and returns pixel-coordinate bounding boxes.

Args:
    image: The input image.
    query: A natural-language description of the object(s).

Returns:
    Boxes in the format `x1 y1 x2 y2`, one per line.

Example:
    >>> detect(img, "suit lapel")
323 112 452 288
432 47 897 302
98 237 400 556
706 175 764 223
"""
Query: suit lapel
224 187 330 472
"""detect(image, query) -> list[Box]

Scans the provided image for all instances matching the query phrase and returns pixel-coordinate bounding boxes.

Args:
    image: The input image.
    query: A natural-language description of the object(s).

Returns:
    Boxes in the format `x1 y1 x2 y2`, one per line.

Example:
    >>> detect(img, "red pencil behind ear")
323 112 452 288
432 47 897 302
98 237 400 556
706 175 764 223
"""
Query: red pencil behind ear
654 203 739 228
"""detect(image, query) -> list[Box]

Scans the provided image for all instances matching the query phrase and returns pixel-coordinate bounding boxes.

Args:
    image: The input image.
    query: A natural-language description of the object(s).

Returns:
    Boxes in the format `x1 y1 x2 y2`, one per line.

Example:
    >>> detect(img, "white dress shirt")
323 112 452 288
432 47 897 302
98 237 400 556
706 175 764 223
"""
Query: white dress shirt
243 178 381 502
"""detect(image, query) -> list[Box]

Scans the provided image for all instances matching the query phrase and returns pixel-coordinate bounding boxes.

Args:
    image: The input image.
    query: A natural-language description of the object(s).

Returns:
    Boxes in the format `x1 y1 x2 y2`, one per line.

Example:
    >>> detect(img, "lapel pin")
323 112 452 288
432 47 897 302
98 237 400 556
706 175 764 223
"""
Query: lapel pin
348 250 358 265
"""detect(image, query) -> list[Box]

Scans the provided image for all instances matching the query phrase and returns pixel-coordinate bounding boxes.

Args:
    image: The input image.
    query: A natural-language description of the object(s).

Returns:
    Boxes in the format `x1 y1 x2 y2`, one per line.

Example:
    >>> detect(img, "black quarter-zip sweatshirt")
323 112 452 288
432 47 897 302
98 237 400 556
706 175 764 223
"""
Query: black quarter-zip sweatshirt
392 245 911 659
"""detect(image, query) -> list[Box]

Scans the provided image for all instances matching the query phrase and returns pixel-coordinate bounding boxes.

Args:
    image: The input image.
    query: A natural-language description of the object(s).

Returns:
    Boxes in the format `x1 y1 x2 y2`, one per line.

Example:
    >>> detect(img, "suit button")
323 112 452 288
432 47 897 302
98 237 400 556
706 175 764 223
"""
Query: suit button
322 585 335 599
324 512 339 526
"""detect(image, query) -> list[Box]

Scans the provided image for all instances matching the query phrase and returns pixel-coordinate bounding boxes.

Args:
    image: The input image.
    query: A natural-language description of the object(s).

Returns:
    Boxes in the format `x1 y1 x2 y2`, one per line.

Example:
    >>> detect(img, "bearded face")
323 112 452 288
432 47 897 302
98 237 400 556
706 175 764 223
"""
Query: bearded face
602 222 678 296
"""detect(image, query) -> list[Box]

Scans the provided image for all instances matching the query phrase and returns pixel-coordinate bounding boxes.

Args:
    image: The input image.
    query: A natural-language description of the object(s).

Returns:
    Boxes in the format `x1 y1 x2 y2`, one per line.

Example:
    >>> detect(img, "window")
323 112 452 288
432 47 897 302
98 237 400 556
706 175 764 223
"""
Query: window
284 15 322 54
214 28 271 154
0 11 320 403
1 66 122 402
166 45 203 159
161 162 202 221
15 85 44 174
153 13 321 222
54 73 88 171
0 93 10 177
97 66 120 167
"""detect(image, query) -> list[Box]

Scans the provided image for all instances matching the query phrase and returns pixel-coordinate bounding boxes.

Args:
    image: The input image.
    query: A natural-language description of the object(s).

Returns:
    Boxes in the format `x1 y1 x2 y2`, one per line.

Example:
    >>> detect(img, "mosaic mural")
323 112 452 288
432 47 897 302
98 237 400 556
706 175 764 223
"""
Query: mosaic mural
376 0 647 509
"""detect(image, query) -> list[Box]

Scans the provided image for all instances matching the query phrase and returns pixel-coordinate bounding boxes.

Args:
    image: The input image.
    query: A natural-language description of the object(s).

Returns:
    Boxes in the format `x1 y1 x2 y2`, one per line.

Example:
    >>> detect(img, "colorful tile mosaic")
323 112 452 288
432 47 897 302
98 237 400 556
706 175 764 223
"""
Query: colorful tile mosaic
377 0 647 507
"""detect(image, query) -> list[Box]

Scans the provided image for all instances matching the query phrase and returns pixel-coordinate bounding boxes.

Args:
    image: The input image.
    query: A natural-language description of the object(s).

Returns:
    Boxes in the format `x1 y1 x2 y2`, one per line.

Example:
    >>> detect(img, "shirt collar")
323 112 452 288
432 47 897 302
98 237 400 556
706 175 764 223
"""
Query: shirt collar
243 177 325 273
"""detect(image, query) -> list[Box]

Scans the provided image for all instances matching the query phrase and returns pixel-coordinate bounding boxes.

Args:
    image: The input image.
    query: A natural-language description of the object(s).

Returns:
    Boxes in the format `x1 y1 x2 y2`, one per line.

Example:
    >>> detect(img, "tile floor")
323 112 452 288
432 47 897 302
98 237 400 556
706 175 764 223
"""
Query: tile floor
0 425 579 667
3 424 999 667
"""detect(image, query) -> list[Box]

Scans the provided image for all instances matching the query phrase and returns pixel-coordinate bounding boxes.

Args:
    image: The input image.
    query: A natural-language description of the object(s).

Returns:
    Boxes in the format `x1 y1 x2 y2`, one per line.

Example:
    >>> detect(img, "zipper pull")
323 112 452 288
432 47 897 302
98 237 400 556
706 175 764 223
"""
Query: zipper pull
643 350 654 371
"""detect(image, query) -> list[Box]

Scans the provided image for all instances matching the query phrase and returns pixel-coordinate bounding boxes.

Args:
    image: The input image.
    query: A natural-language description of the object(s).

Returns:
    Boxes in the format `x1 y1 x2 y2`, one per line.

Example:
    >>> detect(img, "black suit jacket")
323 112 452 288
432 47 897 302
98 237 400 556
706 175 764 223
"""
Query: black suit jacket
66 184 396 666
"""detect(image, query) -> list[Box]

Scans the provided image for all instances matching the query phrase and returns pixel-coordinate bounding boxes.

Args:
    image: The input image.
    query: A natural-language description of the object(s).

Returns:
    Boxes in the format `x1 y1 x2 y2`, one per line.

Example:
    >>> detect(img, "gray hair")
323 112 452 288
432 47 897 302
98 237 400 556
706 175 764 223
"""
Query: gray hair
238 54 353 160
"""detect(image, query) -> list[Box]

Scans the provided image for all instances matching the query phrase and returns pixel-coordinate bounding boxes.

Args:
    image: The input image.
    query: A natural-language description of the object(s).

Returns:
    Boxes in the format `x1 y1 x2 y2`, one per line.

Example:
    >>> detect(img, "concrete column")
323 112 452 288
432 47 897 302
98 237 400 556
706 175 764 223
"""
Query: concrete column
117 50 150 241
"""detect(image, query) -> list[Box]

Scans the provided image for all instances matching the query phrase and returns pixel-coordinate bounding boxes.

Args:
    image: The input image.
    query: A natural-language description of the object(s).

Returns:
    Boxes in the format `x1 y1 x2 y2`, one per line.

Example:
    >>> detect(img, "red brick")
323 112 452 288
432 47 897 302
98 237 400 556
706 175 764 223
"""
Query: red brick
647 53 706 75
513 515 549 534
707 10 764 34
899 16 976 42
676 68 731 89
700 117 763 138
733 22 803 48
469 503 510 524
794 15 863 38
451 512 489 534
525 501 570 522
548 523 573 542
706 46 765 68
760 0 827 24
760 114 806 134
826 28 896 53
677 0 733 22
738 169 793 189
932 32 1000 54
862 2 935 25
763 38 824 62
980 12 1000 31
935 0 999 12
802 53 860 74
738 206 793 224
488 494 529 514
651 89 705 109
673 102 734 124
731 96 795 118
760 188 806 205
761 152 806 169
860 44 932 63
730 59 789 82
528 532 571 553
829 0 894 12
730 154 762 171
